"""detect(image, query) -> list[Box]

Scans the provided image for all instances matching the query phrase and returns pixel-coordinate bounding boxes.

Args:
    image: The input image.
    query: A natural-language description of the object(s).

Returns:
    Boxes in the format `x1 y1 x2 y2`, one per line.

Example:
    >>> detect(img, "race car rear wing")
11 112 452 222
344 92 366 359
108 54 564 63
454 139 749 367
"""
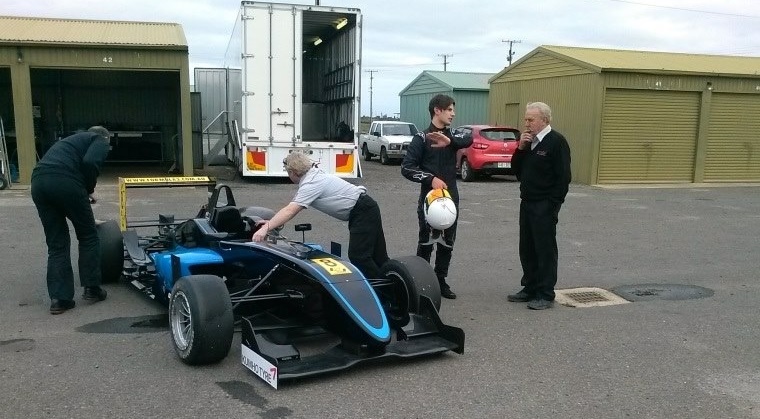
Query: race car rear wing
118 176 217 231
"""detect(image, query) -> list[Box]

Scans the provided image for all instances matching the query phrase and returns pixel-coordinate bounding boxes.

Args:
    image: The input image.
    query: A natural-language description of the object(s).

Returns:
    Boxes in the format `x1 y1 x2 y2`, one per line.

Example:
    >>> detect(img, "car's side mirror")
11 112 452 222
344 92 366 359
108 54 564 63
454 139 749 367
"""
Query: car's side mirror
372 131 380 137
294 223 312 232
294 223 312 243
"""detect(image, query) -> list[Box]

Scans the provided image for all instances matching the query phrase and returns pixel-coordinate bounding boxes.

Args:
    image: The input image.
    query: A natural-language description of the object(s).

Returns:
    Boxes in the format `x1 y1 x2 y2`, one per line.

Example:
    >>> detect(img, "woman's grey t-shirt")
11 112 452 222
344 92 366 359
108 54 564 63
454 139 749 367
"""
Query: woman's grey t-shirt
292 168 366 221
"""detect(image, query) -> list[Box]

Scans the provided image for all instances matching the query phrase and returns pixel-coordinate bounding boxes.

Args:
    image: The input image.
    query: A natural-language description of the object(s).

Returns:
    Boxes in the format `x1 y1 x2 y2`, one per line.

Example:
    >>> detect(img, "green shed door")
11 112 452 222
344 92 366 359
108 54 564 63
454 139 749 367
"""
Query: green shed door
598 89 700 183
704 93 760 182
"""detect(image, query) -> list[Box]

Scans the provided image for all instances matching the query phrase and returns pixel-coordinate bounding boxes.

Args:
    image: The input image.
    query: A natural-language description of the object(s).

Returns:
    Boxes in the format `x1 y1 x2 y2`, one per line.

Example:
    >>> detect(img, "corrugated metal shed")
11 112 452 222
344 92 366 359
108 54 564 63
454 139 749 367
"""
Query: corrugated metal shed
491 45 760 82
546 45 760 75
488 45 760 185
400 70 491 94
1 15 192 184
0 15 187 49
399 71 493 132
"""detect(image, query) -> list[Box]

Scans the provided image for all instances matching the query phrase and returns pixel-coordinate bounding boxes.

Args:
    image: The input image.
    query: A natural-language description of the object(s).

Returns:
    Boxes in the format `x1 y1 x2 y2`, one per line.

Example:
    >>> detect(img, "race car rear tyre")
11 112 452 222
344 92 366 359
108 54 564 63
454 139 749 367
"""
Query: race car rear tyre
97 220 124 284
381 256 442 314
169 275 234 365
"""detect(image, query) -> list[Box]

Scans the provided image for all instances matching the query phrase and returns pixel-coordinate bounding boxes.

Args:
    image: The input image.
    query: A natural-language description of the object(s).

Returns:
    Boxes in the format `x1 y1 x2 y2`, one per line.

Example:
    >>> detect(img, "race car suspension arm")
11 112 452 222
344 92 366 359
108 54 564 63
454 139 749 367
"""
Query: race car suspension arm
229 262 305 309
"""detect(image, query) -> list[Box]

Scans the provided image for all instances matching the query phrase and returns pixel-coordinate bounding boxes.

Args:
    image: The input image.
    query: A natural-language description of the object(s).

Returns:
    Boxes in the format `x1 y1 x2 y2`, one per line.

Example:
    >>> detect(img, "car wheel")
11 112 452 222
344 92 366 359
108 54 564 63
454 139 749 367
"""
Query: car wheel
380 147 390 165
380 256 441 316
169 275 234 365
362 144 372 161
0 175 7 190
461 158 476 182
97 220 124 284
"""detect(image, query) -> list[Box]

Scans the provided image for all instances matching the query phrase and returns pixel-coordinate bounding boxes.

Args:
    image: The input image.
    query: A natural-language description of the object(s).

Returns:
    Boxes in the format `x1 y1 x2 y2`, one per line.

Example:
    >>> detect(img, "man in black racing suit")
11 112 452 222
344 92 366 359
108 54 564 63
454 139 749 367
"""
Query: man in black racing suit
401 94 472 299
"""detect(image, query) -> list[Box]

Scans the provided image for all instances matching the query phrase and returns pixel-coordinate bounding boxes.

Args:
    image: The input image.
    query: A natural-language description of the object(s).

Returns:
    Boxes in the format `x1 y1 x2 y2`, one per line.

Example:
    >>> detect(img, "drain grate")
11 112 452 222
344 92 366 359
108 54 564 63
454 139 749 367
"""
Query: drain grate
555 287 630 308
564 291 609 303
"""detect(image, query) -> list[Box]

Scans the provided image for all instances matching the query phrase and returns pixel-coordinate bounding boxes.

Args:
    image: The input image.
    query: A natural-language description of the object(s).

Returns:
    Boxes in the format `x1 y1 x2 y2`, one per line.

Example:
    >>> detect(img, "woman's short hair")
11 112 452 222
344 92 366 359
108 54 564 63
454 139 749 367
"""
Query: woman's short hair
88 126 111 142
283 151 313 176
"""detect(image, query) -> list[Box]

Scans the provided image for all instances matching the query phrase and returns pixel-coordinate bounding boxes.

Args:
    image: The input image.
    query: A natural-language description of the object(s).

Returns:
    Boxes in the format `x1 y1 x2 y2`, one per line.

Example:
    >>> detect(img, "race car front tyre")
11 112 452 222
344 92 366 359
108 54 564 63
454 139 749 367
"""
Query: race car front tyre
97 220 124 284
381 256 442 315
170 275 234 365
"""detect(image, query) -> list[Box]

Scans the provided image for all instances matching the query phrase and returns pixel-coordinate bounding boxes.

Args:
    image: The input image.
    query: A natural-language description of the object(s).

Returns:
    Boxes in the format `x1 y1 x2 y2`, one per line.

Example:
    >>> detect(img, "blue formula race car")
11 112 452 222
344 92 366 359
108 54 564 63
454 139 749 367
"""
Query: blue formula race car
97 179 464 388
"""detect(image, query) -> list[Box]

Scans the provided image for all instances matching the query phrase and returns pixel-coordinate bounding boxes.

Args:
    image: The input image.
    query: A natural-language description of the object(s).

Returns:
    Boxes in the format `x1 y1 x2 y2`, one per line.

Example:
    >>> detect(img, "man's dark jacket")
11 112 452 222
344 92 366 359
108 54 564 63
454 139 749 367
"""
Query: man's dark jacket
511 129 571 203
401 124 472 199
32 131 110 194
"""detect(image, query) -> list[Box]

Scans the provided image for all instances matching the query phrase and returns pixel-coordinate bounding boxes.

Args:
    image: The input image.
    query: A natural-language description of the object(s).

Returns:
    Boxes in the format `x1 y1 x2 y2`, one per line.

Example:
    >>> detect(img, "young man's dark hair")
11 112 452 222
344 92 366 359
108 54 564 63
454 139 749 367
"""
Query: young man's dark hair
428 94 455 118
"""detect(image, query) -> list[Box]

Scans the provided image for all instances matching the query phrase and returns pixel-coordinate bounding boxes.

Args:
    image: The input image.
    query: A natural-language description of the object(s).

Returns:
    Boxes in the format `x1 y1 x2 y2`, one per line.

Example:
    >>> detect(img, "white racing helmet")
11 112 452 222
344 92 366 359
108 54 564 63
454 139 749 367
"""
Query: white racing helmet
424 188 457 230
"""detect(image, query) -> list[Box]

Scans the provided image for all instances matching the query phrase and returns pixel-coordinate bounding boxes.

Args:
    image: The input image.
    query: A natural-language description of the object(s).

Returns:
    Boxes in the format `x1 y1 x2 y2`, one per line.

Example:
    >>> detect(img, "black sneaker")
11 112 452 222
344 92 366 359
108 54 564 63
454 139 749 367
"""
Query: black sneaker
83 286 107 302
440 284 457 300
50 299 75 315
507 289 533 302
527 298 553 310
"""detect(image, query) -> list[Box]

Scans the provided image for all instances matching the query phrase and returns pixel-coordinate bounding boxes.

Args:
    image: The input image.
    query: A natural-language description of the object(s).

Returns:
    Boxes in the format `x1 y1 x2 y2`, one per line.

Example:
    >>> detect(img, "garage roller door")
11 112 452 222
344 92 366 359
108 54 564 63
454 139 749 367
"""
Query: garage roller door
704 93 760 182
598 89 700 183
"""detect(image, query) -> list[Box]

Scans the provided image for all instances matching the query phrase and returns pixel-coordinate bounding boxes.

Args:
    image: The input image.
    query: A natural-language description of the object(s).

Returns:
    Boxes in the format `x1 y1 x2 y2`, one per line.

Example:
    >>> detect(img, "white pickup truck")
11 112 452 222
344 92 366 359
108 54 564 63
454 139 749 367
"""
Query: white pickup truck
359 121 419 165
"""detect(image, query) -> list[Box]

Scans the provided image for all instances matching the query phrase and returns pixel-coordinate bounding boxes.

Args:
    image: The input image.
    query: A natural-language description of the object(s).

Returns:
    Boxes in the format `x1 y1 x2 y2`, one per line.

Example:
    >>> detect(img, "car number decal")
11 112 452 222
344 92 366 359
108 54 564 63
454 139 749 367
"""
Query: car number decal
312 257 352 275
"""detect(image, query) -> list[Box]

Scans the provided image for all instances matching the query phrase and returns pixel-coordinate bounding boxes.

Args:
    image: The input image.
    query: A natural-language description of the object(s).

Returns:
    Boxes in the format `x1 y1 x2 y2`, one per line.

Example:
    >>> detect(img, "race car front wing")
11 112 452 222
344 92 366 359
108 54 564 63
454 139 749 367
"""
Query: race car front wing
240 296 465 389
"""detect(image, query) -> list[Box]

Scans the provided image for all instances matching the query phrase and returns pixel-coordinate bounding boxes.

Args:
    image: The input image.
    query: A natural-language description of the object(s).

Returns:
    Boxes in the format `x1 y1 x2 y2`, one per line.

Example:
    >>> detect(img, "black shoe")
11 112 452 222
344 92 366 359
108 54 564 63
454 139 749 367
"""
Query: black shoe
50 299 75 315
83 286 107 302
527 298 554 310
441 285 457 300
507 290 533 302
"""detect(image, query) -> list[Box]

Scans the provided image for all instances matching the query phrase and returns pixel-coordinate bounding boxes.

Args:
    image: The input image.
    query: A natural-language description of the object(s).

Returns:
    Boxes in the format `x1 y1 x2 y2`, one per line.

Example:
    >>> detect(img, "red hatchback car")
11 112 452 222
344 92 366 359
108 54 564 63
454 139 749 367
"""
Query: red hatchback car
454 125 521 181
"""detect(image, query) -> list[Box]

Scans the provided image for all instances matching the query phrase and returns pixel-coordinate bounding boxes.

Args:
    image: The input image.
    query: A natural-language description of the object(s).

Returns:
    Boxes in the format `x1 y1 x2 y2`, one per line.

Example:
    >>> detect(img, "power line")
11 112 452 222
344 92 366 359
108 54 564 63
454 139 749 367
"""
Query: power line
437 53 453 71
364 69 378 121
502 39 521 65
587 0 760 19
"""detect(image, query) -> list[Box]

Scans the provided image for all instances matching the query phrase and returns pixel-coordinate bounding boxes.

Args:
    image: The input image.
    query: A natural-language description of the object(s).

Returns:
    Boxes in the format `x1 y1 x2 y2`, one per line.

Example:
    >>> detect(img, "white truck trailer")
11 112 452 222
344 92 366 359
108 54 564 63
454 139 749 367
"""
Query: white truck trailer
225 1 362 178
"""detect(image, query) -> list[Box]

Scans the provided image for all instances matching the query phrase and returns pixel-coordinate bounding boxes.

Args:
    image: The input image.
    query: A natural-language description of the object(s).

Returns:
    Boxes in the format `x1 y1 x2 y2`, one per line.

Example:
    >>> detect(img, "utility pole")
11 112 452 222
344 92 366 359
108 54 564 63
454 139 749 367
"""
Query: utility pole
437 53 453 71
502 39 521 65
365 69 378 123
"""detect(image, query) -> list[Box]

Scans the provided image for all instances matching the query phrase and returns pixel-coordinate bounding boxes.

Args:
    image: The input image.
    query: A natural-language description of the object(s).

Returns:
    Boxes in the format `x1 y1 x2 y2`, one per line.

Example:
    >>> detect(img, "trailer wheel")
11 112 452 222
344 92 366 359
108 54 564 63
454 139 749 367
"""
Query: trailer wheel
169 275 234 365
381 256 441 315
97 220 124 284
362 144 373 161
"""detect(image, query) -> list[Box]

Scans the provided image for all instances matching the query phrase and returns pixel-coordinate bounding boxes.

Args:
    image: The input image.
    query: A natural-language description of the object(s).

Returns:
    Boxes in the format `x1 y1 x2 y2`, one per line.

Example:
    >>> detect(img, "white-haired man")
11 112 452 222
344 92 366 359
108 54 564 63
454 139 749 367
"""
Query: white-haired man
252 151 389 279
507 102 571 310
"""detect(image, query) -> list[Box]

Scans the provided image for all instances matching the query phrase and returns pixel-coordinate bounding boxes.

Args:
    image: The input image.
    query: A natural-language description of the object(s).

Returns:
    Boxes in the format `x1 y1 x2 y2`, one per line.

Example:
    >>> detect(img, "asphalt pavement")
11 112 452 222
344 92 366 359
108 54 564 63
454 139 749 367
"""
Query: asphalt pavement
1 160 759 419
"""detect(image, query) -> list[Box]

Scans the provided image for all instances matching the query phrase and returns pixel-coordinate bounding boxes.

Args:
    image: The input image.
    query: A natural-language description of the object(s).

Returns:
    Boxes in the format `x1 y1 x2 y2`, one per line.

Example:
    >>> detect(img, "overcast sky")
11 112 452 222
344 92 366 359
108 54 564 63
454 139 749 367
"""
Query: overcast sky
4 0 760 117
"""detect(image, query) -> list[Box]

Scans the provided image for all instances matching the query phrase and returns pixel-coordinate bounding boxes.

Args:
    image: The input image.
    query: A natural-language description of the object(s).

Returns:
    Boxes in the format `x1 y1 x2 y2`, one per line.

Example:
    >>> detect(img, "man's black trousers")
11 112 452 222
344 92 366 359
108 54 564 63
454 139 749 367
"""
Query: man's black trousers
348 193 389 279
31 175 101 301
519 199 561 300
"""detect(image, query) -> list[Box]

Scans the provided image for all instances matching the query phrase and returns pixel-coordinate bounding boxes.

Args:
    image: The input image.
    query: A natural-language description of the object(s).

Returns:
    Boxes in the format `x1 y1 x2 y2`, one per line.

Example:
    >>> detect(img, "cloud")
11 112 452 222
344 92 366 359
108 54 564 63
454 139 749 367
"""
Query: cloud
3 0 760 116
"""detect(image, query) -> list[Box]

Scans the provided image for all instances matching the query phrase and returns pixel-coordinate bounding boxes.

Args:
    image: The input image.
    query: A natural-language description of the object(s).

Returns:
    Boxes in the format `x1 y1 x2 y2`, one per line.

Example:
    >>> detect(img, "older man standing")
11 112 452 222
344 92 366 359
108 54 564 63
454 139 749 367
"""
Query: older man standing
507 102 571 310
